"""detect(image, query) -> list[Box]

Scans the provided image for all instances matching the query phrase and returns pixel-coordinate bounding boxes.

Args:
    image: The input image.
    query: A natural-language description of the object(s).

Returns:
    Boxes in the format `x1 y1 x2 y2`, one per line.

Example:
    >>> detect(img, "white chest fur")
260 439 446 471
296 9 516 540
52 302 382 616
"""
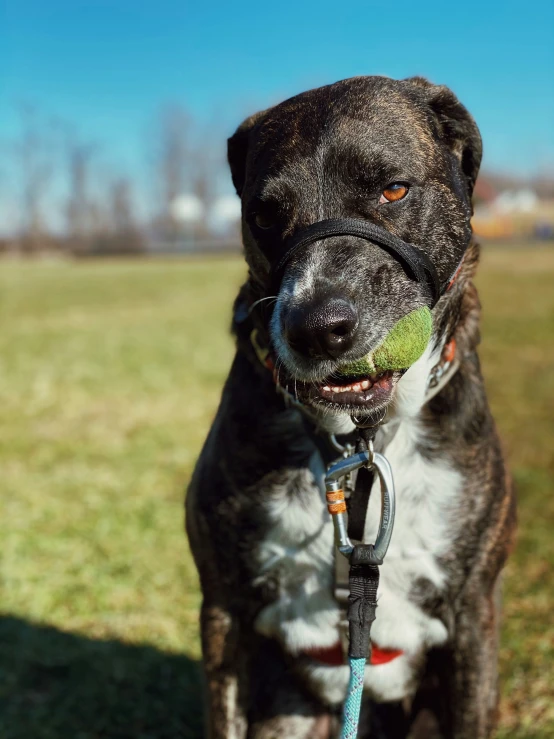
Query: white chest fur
254 356 461 703
363 419 459 656
254 456 338 654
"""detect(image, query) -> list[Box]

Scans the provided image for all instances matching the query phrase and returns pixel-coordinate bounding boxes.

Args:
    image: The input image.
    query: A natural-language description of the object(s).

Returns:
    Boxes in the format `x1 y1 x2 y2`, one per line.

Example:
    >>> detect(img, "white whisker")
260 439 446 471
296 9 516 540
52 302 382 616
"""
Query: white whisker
248 296 278 314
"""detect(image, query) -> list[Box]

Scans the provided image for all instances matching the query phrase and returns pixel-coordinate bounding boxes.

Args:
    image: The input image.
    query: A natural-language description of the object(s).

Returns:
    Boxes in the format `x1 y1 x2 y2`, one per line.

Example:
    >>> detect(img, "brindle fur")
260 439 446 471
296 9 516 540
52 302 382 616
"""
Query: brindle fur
186 76 516 738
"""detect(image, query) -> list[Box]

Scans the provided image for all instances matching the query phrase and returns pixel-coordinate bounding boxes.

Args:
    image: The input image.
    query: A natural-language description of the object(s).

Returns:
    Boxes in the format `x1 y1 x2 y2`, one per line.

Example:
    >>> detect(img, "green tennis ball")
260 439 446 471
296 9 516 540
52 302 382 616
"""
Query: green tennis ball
373 306 433 370
337 306 433 376
336 355 377 376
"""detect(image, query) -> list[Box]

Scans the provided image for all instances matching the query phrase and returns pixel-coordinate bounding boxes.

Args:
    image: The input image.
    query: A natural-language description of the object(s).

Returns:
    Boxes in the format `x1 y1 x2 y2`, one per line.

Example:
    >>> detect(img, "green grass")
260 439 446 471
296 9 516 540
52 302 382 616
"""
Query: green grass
0 249 552 737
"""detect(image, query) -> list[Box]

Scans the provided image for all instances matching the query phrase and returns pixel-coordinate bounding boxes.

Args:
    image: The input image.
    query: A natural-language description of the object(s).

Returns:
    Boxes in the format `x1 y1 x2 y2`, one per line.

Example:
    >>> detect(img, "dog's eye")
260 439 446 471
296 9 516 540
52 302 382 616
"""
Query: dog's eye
254 212 275 230
379 183 409 204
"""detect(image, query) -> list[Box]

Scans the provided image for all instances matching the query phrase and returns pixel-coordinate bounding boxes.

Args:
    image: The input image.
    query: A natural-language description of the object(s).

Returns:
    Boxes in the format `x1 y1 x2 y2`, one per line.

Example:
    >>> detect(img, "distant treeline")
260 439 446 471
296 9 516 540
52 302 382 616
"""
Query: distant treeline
1 103 553 255
1 103 238 255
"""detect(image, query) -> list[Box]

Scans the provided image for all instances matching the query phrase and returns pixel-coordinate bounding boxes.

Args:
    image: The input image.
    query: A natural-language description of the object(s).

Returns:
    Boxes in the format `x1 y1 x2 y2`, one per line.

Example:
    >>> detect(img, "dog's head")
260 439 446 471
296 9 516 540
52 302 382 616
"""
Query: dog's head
229 76 481 420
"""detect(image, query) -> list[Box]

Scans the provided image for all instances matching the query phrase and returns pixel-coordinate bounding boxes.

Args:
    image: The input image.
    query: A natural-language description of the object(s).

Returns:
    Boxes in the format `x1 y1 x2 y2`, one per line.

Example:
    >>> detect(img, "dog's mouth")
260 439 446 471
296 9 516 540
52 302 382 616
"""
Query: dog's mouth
294 369 398 413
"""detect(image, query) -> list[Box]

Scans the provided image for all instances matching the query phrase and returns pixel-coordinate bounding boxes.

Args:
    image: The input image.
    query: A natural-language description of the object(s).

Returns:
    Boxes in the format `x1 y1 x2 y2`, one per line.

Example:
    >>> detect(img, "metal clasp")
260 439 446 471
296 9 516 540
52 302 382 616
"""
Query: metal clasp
427 358 450 390
325 441 396 563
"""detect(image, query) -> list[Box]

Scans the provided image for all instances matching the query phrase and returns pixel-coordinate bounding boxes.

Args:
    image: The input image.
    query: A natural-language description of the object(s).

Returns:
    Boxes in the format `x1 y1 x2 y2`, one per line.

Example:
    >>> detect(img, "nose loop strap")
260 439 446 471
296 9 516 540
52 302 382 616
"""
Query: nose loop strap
270 217 442 307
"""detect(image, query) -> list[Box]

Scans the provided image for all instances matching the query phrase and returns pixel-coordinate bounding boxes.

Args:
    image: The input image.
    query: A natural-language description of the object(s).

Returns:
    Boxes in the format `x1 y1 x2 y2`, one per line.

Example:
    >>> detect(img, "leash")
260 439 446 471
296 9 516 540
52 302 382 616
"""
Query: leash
325 428 395 739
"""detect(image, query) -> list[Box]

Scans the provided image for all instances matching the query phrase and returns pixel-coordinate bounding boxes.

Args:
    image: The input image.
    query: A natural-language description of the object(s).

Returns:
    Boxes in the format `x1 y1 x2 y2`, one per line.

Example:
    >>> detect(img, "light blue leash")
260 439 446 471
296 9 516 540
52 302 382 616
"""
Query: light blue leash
341 656 367 739
324 440 396 739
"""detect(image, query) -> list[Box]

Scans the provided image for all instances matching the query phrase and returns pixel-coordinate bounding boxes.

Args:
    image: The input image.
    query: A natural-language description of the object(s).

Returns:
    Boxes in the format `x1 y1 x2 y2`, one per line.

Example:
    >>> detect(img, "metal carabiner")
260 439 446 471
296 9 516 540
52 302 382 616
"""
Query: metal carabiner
324 441 395 563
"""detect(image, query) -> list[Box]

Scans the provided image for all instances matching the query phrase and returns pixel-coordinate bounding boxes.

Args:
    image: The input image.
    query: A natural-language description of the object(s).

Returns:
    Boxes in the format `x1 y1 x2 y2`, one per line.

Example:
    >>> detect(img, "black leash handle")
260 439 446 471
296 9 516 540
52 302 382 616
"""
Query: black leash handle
348 425 382 659
325 420 395 662
347 553 380 659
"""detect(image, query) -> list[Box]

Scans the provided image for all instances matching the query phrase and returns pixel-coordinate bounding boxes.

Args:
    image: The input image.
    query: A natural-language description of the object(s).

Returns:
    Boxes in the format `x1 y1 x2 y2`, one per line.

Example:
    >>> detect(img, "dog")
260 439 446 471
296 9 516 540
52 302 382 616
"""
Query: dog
186 76 516 738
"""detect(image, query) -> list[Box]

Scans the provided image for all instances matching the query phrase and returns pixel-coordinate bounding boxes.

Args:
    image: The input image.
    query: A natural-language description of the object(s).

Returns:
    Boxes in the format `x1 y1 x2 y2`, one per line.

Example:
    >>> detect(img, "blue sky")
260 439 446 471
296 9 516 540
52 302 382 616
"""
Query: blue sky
1 0 553 224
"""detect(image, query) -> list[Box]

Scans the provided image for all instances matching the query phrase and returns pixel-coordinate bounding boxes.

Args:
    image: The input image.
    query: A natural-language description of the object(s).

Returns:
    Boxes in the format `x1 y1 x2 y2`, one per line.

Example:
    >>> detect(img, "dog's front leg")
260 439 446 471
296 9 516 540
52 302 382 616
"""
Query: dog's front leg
248 713 336 739
202 606 335 739
201 601 248 739
439 579 502 739
246 639 338 739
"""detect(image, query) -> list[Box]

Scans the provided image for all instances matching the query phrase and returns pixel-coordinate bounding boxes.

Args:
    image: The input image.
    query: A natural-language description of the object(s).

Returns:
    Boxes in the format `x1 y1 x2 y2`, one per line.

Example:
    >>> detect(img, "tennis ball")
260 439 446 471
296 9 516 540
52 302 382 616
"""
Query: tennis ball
337 306 433 376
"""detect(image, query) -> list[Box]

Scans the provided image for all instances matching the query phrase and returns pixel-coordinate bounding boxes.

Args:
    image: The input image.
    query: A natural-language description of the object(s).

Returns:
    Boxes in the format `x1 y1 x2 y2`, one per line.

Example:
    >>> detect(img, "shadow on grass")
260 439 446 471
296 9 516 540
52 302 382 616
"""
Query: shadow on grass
0 615 204 739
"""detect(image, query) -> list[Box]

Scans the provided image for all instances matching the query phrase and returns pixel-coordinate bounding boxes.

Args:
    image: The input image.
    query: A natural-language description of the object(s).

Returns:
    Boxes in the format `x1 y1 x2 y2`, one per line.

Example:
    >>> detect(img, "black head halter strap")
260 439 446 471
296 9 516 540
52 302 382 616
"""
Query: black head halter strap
271 218 445 308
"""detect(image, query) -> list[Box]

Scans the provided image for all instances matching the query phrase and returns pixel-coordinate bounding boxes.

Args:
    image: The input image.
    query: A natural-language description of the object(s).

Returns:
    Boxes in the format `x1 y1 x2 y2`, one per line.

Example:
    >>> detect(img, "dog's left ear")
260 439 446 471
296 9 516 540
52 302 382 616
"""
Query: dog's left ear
227 109 267 197
404 77 483 197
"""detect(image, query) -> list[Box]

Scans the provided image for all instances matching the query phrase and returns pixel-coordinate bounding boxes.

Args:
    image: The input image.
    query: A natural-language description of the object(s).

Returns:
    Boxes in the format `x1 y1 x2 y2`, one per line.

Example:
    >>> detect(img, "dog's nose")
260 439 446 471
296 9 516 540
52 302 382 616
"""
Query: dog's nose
284 298 359 359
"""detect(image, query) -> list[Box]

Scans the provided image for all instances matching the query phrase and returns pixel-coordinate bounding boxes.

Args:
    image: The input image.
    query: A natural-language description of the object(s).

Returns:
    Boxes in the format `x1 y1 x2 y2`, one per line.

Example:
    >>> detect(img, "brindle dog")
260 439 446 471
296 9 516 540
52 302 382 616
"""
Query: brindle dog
186 76 516 738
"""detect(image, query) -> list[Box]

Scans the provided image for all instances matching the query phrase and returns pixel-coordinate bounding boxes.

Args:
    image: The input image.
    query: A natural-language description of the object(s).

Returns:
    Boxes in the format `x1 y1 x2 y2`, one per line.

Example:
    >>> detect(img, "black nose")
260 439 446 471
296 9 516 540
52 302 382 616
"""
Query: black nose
284 297 359 359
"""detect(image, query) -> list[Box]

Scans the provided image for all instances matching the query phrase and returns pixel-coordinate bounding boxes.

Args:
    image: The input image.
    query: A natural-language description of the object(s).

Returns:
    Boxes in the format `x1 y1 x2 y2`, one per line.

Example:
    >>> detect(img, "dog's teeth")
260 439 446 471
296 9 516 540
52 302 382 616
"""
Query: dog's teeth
322 378 372 394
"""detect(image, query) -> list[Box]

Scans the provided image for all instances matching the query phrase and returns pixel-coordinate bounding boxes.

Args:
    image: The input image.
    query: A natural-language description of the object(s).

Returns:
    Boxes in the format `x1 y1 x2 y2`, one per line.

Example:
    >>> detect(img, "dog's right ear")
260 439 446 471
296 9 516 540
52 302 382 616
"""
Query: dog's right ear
404 77 482 197
227 110 266 197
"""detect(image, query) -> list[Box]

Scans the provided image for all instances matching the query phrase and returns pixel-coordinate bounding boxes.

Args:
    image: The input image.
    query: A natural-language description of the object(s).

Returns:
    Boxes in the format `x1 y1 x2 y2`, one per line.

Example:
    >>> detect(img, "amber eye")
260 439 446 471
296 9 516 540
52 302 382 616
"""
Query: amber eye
379 183 409 204
254 212 275 230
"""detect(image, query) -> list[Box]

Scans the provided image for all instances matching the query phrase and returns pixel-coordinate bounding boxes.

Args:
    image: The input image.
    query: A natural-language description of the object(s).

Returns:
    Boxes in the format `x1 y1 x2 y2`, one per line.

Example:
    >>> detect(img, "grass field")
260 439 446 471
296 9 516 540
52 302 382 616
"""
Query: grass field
0 248 553 738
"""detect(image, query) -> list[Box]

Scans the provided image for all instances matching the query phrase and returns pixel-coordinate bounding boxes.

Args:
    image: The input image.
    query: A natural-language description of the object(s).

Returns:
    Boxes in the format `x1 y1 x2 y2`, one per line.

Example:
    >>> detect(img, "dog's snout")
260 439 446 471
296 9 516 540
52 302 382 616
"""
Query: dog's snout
284 297 358 359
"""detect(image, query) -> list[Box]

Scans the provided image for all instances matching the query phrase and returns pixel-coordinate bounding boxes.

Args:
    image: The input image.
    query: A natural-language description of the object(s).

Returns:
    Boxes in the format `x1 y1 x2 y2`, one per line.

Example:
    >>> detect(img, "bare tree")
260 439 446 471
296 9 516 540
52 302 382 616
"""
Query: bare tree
150 105 191 246
148 105 230 247
65 138 98 254
190 124 222 240
13 104 58 253
161 106 190 209
107 177 144 254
